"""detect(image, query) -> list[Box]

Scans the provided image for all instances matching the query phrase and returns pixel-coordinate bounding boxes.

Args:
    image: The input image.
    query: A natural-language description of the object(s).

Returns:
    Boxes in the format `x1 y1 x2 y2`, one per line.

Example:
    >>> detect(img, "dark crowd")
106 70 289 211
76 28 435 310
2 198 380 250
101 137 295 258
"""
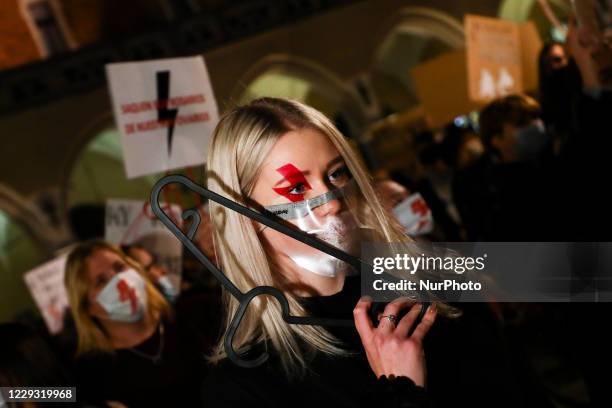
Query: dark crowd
2 13 612 408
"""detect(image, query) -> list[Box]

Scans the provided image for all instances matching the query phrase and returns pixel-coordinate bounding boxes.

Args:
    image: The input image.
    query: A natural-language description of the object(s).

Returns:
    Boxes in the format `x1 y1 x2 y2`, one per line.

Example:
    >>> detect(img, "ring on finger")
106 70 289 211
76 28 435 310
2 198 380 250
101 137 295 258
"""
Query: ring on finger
378 314 397 326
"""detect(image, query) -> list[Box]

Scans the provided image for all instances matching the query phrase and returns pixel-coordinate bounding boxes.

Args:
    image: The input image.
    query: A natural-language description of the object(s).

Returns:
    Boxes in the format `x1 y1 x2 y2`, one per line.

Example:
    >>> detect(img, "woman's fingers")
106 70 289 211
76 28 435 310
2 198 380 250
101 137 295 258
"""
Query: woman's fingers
410 304 437 342
353 297 374 342
378 298 413 334
394 303 423 338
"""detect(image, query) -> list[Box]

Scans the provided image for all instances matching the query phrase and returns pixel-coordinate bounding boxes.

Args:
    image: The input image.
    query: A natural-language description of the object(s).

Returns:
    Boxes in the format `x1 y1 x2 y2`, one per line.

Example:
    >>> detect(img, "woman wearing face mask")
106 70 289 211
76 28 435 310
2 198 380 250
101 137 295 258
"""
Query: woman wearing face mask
64 240 212 407
452 94 562 241
199 97 444 407
122 244 180 302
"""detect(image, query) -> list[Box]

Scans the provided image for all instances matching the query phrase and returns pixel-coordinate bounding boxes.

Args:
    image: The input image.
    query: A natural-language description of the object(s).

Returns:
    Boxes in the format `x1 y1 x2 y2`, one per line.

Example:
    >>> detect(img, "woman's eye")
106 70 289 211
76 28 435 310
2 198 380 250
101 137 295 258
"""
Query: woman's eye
113 262 126 273
95 276 106 288
329 165 351 184
289 183 308 195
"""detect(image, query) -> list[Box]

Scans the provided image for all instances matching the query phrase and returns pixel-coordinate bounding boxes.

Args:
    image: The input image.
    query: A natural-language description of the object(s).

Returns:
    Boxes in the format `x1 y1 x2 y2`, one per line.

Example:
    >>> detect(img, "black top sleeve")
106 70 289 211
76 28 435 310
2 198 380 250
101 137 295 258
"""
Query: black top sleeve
201 358 431 408
364 376 431 408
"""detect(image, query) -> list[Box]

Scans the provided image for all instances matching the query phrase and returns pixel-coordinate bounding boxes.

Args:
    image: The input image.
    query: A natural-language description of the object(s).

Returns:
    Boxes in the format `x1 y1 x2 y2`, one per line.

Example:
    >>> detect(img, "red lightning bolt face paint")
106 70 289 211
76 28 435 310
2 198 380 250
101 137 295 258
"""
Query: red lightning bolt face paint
272 163 312 202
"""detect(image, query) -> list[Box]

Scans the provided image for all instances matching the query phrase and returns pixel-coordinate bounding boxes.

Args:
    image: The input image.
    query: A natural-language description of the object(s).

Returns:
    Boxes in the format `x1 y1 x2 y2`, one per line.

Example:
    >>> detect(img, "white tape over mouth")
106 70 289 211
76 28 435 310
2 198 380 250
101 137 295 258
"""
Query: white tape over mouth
287 212 366 277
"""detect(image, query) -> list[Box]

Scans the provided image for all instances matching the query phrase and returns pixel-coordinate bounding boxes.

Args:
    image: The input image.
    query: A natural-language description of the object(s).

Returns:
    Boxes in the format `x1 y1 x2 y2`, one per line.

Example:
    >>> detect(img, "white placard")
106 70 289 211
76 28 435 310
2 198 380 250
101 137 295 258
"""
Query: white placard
105 199 183 287
106 56 219 178
23 256 68 335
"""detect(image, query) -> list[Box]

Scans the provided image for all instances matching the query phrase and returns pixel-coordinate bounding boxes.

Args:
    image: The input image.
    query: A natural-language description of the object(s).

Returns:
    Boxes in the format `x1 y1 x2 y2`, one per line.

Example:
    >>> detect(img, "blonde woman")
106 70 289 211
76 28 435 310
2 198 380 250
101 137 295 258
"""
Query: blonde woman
202 97 438 407
64 240 209 407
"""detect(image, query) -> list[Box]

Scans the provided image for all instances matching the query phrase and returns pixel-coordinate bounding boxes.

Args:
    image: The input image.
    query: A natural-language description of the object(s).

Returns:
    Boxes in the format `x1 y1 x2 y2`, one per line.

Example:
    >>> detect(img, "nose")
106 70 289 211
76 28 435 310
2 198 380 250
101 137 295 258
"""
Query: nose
315 196 342 217
308 179 345 219
107 269 118 281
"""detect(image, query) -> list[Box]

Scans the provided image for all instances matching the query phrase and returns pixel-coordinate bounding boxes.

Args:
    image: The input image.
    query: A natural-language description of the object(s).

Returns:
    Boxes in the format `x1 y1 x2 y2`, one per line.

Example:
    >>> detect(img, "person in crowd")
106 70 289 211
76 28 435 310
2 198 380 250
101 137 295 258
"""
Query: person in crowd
64 240 215 407
375 179 436 239
439 123 484 171
410 127 470 241
538 40 582 150
201 97 438 407
551 17 612 408
0 322 80 408
200 97 526 407
123 238 223 349
452 94 560 241
122 243 181 302
389 170 463 242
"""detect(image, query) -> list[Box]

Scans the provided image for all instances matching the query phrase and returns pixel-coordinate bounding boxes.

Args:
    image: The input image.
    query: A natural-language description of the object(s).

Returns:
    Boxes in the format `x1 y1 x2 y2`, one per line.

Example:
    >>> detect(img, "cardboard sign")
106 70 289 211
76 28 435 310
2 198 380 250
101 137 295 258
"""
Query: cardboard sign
105 199 183 289
411 17 542 126
465 15 523 102
392 193 434 236
411 50 481 128
23 256 68 334
106 56 219 178
519 21 543 92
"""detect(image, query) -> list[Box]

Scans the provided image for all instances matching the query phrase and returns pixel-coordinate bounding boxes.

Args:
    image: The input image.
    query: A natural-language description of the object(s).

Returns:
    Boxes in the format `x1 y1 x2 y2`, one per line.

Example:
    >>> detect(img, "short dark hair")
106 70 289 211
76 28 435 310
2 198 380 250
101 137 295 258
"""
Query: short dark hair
479 94 541 147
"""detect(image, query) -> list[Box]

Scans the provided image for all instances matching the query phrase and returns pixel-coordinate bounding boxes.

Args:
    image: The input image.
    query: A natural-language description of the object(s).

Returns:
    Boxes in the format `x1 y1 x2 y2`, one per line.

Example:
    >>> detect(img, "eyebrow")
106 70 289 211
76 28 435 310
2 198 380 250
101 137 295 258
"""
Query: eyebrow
326 156 344 170
273 156 345 186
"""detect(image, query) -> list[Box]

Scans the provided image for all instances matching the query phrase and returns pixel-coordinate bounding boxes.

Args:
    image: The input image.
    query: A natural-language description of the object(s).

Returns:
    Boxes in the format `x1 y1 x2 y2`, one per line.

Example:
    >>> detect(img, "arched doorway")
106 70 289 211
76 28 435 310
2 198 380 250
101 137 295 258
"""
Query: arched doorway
370 7 465 114
231 54 369 141
62 114 205 239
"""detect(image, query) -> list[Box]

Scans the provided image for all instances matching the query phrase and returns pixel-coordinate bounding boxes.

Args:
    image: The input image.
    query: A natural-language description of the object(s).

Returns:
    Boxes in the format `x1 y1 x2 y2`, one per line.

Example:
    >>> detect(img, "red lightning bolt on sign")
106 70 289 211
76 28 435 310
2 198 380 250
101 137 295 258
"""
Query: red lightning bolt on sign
272 163 312 202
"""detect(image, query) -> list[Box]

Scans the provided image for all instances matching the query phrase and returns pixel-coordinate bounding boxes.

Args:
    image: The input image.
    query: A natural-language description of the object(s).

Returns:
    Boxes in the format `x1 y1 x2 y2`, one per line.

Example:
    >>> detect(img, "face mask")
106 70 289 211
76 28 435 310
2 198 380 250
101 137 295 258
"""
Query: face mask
514 120 549 161
392 193 434 236
157 275 179 302
96 268 148 322
264 180 369 277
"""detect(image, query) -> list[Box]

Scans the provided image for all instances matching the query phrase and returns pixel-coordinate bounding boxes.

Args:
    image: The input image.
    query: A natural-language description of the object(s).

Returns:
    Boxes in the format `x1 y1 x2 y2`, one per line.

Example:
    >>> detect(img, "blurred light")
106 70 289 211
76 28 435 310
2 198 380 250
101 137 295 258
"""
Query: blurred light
551 25 568 43
469 111 480 133
454 115 468 128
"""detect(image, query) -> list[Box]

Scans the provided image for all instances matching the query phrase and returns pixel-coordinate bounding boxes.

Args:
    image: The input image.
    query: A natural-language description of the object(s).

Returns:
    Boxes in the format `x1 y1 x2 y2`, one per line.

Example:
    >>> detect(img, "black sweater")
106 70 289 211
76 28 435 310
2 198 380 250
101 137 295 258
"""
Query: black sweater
74 291 220 407
201 276 524 407
201 275 428 407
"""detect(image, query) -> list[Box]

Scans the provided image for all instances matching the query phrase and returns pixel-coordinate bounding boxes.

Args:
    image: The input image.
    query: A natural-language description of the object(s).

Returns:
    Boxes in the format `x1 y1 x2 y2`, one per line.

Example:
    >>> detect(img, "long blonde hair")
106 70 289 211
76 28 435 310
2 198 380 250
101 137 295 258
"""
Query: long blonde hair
64 240 171 355
206 97 431 375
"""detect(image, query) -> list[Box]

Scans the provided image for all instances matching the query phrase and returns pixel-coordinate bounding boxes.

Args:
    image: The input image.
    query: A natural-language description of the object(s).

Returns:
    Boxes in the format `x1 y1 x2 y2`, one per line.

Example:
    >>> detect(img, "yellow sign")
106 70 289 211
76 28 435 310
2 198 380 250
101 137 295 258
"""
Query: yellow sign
465 14 523 102
411 50 480 128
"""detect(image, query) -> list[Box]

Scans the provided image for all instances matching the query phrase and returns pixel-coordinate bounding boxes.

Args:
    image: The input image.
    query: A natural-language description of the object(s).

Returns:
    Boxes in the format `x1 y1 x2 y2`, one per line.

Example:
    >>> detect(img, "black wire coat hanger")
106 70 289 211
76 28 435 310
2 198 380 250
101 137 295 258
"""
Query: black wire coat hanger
150 174 362 368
